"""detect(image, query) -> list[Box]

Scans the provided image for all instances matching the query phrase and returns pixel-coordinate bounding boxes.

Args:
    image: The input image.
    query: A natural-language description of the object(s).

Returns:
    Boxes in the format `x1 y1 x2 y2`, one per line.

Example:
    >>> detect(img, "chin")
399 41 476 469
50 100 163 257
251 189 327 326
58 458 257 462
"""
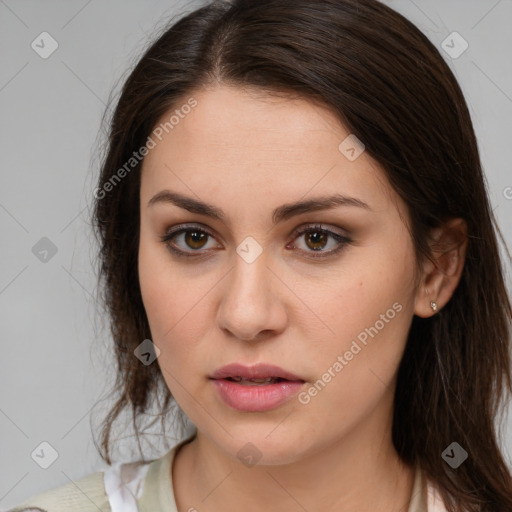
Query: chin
215 429 310 467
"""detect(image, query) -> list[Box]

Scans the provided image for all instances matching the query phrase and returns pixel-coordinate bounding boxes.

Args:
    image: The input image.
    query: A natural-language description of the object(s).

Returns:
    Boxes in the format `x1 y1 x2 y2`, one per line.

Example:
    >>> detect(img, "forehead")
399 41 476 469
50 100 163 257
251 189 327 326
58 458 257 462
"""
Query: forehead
140 84 399 216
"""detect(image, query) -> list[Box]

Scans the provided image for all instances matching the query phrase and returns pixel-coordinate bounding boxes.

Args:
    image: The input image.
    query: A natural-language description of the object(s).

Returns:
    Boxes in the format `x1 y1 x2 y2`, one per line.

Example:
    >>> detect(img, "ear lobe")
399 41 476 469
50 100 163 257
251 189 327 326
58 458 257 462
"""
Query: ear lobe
414 218 468 319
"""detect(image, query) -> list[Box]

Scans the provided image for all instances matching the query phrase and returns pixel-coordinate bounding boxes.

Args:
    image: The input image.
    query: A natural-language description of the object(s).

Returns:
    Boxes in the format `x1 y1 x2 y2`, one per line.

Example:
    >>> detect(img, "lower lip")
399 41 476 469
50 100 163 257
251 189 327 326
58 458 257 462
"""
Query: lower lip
211 378 305 412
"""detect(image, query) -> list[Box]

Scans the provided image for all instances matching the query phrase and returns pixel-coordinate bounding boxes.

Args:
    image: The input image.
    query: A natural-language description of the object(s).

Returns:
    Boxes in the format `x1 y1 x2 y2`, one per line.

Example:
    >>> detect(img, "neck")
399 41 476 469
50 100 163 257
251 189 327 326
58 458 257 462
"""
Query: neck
173 406 415 512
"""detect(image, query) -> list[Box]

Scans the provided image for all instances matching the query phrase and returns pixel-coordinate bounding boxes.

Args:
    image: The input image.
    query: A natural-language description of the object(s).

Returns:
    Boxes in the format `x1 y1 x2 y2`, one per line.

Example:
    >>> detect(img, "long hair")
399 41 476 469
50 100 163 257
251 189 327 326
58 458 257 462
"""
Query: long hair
91 1 512 510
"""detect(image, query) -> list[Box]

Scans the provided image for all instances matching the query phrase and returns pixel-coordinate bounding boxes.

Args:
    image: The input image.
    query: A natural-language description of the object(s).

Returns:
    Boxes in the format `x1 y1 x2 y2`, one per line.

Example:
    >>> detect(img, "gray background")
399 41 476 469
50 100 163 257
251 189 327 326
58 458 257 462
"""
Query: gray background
1 0 511 509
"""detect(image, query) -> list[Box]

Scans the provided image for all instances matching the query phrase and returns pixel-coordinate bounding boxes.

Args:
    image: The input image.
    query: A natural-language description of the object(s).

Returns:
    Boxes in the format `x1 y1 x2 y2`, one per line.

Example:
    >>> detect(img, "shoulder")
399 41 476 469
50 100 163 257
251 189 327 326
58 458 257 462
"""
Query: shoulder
6 471 111 512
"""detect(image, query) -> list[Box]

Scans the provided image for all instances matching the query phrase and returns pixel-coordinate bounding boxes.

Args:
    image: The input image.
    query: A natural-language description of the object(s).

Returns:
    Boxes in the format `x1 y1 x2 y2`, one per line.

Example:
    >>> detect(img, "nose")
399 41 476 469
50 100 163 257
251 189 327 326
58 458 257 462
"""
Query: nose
217 249 288 342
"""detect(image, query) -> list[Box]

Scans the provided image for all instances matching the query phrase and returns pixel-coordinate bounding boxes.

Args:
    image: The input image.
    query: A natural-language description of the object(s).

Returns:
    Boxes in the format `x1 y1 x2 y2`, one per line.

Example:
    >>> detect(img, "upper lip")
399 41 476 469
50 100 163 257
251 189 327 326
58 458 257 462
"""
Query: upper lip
210 363 305 381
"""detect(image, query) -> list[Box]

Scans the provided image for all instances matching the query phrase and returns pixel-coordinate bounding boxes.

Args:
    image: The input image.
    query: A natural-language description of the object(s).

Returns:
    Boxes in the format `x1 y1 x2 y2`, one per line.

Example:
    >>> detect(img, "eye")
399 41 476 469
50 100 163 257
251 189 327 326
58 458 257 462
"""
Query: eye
287 224 352 258
160 223 352 259
160 224 221 258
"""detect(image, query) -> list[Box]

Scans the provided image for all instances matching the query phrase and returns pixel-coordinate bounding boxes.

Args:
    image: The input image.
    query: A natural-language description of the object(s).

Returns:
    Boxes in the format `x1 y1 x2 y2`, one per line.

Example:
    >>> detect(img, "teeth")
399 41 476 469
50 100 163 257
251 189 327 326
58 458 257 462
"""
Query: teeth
230 377 277 385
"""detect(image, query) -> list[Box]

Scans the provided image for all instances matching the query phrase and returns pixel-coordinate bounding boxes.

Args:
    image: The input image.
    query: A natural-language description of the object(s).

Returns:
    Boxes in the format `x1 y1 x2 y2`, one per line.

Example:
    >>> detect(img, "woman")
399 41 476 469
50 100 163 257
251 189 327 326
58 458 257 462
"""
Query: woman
10 0 512 511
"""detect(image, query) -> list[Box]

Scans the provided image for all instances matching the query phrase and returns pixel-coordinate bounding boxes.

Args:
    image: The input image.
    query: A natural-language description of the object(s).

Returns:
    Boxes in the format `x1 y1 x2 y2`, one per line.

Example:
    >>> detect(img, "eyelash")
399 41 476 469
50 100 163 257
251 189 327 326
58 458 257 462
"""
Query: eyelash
159 223 352 260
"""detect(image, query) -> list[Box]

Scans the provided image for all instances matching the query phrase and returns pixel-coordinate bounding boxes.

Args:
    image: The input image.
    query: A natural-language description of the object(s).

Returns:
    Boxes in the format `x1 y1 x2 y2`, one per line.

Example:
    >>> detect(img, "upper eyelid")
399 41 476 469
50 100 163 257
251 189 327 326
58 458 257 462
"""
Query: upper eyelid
291 223 348 238
164 223 218 242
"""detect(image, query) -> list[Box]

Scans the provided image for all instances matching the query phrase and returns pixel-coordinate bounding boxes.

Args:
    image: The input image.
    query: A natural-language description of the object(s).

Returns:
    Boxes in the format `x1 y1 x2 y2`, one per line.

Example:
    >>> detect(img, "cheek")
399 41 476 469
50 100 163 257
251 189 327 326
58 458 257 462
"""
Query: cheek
138 240 174 331
137 238 215 378
295 295 412 435
295 241 415 405
138 248 195 403
138 236 191 359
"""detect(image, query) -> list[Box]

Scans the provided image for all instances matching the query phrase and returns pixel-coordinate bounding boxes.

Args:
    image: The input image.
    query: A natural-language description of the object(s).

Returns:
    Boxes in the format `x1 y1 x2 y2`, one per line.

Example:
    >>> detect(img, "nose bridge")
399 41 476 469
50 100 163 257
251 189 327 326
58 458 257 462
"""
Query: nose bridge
217 242 286 340
228 245 272 309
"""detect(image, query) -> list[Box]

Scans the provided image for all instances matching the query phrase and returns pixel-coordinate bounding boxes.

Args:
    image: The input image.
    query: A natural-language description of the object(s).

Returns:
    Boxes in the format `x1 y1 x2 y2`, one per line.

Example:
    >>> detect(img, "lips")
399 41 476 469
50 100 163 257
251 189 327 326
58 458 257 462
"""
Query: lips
209 362 305 382
209 362 306 412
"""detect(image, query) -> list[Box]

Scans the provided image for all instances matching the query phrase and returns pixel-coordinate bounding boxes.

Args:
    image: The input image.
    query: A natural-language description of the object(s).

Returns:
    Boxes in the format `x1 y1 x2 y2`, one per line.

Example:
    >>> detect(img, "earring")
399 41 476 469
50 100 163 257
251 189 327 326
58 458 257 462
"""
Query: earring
425 287 438 313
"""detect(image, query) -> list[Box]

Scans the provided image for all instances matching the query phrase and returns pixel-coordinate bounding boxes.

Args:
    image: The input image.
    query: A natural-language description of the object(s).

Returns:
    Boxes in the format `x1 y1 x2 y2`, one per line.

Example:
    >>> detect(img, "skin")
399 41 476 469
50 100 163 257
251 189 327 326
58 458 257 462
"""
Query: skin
138 84 467 512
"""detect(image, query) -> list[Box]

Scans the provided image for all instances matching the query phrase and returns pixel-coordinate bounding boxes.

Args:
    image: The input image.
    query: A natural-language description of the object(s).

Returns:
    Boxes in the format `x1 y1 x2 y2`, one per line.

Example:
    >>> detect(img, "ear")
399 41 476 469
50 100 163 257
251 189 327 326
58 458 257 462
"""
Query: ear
414 217 468 318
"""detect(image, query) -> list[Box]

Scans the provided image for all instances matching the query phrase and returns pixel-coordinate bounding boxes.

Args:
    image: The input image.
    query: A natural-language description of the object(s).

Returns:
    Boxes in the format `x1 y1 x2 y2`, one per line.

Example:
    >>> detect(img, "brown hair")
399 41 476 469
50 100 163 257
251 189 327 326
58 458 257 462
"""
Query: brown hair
91 1 512 510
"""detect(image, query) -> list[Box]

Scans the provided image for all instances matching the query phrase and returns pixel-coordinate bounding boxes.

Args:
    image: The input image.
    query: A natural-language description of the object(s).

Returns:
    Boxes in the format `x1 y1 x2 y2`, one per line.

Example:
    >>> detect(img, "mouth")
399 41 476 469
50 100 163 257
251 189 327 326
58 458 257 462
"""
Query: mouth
209 362 305 382
220 376 303 385
209 363 306 412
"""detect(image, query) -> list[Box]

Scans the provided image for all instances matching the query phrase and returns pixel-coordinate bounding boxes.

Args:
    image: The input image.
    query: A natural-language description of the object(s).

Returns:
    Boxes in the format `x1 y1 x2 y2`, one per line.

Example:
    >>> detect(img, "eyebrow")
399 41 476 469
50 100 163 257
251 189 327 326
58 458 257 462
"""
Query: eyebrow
147 190 371 224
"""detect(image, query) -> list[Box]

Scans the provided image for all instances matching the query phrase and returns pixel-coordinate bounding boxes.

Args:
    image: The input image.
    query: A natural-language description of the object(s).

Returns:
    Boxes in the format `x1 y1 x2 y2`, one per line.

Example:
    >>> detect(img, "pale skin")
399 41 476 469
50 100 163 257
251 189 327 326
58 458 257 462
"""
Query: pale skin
138 84 467 512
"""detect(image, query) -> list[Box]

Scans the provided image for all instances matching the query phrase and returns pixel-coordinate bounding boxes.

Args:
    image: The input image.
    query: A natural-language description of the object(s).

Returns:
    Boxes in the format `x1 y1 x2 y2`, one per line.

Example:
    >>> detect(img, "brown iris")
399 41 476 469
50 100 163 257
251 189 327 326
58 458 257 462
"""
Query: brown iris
185 230 208 250
305 230 328 251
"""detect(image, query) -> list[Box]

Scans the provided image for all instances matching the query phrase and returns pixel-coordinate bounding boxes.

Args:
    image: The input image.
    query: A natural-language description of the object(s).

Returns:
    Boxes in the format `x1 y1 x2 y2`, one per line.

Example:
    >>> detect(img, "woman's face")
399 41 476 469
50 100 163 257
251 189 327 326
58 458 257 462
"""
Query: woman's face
138 84 423 464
